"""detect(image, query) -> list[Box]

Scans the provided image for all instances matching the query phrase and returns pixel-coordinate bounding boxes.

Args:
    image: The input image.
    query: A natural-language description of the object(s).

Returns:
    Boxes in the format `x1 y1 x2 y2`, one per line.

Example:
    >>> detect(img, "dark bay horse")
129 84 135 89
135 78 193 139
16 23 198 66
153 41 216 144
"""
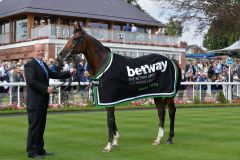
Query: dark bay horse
56 22 181 152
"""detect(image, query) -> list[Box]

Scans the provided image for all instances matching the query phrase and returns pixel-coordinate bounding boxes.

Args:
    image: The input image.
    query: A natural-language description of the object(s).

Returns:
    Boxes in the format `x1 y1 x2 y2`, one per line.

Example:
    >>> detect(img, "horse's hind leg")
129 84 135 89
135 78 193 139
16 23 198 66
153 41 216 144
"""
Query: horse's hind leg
153 98 166 145
103 107 119 152
166 98 176 144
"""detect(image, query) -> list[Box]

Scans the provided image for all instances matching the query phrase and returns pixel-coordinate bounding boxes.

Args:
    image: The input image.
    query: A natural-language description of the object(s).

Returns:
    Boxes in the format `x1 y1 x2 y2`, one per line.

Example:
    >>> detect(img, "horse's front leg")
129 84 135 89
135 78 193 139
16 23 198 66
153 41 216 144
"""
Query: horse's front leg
103 107 119 152
153 98 166 145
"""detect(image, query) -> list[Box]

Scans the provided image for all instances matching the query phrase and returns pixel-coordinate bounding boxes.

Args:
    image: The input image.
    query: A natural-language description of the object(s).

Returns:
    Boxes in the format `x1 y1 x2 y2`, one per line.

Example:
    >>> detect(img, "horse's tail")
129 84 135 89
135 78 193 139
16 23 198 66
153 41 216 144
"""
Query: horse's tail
172 59 182 92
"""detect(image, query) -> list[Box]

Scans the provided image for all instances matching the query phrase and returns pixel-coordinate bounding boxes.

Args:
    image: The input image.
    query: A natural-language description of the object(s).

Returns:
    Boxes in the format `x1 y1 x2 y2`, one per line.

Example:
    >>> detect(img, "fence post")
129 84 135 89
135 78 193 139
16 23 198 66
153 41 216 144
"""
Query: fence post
9 87 12 105
192 84 195 101
17 85 20 106
199 84 202 102
58 87 61 105
237 84 239 97
50 93 53 104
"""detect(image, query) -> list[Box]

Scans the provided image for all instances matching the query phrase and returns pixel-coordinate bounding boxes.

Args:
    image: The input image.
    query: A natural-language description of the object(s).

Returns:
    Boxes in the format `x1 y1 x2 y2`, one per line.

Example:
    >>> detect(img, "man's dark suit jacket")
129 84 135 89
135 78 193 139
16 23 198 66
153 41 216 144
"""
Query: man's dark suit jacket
24 58 70 110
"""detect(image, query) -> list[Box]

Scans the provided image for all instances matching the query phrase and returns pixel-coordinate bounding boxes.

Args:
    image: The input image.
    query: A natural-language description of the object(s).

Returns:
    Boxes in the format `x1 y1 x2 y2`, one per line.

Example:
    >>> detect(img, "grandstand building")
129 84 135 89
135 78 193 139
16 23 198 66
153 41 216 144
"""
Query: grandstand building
0 0 185 67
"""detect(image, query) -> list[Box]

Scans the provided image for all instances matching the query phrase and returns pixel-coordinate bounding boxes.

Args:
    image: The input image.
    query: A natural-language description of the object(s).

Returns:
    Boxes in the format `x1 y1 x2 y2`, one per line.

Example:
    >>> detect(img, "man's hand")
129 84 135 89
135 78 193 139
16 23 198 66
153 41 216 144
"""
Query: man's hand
47 86 54 94
70 68 76 76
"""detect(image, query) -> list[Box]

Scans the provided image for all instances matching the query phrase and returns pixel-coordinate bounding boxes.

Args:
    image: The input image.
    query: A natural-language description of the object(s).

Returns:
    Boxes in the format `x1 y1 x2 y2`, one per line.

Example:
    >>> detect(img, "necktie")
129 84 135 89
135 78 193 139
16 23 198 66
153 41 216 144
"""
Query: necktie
39 61 48 78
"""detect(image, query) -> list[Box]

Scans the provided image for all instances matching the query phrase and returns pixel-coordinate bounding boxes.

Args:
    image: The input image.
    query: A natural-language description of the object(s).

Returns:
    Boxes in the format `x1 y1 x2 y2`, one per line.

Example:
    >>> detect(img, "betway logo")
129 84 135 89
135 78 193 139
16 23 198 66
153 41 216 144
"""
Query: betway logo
126 61 168 77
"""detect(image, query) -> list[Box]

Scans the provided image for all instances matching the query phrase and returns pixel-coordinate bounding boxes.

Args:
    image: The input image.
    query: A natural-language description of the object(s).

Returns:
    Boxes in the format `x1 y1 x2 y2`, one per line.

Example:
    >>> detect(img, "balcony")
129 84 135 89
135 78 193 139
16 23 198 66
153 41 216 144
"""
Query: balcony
0 24 181 47
0 33 10 45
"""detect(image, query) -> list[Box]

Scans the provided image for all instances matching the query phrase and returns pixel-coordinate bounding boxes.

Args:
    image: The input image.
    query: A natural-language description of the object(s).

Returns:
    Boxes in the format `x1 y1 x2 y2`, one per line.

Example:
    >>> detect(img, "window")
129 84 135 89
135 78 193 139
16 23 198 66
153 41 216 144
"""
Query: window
113 25 121 30
14 19 28 41
0 22 9 34
89 22 108 29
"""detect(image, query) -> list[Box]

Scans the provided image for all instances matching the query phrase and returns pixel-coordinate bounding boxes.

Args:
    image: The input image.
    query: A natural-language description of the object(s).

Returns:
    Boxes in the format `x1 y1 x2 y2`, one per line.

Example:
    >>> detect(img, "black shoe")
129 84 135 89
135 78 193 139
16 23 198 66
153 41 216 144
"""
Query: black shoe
39 152 54 156
28 153 45 159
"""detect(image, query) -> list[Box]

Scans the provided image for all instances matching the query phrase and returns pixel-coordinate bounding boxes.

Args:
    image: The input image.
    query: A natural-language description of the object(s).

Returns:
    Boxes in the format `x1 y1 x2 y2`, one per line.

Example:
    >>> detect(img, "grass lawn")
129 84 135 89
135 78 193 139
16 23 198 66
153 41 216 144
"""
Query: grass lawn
0 107 240 160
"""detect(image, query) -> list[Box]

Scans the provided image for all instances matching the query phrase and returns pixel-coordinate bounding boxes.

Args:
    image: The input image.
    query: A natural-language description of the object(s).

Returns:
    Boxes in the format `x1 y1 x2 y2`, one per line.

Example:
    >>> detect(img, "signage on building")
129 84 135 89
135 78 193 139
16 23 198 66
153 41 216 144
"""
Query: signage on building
62 28 70 38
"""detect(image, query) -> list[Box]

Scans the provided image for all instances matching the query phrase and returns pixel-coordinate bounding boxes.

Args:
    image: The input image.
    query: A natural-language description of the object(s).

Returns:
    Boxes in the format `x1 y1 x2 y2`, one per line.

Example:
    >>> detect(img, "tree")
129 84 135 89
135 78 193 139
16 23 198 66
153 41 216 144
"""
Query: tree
165 17 183 36
151 0 240 32
151 0 240 49
126 0 145 11
203 22 240 50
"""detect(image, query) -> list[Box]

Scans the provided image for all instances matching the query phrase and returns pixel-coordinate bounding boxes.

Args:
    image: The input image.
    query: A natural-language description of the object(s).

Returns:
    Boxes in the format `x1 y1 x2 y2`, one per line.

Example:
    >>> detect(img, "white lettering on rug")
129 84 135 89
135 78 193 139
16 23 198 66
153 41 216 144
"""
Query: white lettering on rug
126 61 168 77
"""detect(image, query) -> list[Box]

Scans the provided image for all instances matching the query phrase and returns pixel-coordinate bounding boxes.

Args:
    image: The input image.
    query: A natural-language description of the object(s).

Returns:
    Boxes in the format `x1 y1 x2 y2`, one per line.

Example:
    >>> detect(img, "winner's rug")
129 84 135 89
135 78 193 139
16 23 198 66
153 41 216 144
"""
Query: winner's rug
92 53 178 106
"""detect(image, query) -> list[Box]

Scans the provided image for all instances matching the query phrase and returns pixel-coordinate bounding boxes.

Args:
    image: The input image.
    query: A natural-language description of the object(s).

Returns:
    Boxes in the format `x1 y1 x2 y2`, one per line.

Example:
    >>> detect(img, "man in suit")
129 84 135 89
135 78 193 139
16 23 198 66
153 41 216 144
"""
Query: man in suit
24 43 76 159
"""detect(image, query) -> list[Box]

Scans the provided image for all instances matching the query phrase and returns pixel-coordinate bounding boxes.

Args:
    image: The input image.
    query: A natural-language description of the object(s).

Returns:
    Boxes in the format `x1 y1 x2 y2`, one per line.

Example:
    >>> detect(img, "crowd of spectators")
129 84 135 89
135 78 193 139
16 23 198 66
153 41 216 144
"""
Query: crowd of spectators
0 57 239 105
180 59 240 101
0 57 91 106
182 60 240 83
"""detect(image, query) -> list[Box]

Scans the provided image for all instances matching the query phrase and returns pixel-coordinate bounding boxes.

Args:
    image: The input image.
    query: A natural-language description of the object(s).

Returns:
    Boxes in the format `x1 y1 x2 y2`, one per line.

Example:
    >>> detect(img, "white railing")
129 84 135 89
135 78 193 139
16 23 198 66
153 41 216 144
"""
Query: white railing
30 24 180 46
0 33 10 44
0 82 89 107
0 81 238 108
181 82 240 102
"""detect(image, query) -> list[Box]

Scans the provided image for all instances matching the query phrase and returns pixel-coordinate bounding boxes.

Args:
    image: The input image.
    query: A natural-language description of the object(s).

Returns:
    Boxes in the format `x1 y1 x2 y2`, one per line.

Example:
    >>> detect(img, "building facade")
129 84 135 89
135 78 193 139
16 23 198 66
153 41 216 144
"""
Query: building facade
0 0 185 67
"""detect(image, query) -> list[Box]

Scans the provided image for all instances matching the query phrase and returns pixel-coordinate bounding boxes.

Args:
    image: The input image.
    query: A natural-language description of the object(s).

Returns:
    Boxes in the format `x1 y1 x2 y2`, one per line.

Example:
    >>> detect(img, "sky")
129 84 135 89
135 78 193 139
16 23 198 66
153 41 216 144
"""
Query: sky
137 0 206 47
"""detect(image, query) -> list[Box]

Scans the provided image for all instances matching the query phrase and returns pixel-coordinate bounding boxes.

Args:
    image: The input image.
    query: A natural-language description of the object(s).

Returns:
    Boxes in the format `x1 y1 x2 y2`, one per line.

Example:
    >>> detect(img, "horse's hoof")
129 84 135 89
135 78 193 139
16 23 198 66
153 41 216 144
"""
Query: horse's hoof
112 141 118 148
112 143 118 148
103 143 112 152
166 139 173 144
102 148 111 152
152 140 160 145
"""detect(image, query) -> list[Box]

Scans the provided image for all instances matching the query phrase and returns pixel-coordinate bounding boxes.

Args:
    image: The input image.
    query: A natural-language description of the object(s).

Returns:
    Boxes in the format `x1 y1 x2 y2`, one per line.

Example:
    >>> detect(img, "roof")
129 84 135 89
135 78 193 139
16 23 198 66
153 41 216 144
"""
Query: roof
0 0 164 27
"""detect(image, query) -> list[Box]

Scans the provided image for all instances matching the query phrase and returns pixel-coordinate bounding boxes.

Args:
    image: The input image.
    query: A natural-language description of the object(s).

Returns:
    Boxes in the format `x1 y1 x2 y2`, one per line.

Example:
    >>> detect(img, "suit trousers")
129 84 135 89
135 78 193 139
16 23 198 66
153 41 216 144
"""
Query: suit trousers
26 110 47 155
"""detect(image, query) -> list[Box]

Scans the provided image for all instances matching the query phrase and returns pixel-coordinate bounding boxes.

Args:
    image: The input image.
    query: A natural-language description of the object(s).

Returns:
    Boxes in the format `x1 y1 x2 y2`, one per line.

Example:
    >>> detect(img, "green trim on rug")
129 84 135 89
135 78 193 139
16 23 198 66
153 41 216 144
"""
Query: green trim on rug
93 52 113 79
92 57 179 107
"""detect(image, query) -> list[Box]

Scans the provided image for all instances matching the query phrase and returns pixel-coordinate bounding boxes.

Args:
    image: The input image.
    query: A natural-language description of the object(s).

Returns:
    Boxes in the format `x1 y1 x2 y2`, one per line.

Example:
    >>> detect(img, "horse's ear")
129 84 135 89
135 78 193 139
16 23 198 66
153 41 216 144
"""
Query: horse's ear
74 21 83 32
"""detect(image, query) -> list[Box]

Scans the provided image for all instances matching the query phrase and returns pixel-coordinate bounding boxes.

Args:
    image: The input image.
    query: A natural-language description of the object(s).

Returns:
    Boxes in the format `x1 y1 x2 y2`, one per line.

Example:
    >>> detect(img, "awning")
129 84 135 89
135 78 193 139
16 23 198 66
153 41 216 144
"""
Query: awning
185 53 216 59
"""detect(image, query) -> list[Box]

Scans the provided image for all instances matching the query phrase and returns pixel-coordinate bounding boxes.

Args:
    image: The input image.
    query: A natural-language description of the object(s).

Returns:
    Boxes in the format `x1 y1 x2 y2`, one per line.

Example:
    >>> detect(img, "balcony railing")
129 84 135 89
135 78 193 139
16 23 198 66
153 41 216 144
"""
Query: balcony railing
0 24 181 46
31 24 181 46
0 33 10 45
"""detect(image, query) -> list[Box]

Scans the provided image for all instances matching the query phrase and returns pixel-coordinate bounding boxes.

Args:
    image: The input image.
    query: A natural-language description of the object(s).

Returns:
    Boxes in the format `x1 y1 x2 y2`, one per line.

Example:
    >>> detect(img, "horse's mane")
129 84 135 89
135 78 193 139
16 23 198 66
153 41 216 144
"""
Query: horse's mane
87 33 111 52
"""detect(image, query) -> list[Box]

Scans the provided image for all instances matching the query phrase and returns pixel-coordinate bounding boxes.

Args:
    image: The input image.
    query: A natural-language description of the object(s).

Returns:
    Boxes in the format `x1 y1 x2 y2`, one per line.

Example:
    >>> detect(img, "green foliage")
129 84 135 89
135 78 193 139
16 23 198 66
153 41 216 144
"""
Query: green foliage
165 17 183 36
203 25 240 50
217 91 229 104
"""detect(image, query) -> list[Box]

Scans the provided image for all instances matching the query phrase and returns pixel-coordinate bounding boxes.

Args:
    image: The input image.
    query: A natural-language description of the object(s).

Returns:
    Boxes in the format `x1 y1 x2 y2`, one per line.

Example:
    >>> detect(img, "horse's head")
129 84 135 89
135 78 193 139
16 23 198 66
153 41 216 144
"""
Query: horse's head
56 21 87 70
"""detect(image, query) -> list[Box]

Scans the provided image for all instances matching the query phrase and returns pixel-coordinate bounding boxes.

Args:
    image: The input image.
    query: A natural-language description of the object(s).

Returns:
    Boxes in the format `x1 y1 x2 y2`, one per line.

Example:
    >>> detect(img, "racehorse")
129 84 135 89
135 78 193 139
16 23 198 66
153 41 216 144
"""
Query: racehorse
56 21 182 152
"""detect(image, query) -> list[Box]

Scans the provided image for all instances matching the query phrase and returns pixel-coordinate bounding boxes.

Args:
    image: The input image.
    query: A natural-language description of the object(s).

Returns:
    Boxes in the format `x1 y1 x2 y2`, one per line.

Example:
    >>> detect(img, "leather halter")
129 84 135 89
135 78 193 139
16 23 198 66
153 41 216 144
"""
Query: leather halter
62 31 86 61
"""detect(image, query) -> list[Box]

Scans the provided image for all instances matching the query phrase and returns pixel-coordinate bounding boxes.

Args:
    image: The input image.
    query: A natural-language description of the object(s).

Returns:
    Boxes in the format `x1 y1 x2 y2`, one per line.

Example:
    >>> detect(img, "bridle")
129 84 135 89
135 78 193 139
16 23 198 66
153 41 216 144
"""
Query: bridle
54 30 87 94
62 30 86 61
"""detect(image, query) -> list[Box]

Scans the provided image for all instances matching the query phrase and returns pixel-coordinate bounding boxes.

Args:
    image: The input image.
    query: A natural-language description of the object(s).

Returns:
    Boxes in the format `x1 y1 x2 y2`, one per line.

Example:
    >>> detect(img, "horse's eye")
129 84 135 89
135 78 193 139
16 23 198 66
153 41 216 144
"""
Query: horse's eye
73 37 80 41
72 38 79 45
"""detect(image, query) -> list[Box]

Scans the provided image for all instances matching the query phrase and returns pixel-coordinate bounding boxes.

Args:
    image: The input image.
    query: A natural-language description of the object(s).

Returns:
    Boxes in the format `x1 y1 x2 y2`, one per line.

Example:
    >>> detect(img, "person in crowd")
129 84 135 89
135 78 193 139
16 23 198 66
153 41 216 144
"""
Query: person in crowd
186 75 194 101
48 59 57 73
80 70 91 103
47 18 51 25
215 60 223 77
123 23 131 32
12 67 25 104
24 43 76 159
62 60 70 71
208 61 215 81
40 19 46 26
34 20 39 27
0 62 10 82
177 69 186 101
0 72 5 106
196 72 209 101
131 23 137 32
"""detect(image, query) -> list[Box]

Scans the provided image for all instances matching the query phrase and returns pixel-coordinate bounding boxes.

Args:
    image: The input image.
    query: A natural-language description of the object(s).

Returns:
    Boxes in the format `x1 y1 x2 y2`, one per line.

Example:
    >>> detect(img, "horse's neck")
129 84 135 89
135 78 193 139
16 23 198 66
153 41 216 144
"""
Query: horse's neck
84 36 109 76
